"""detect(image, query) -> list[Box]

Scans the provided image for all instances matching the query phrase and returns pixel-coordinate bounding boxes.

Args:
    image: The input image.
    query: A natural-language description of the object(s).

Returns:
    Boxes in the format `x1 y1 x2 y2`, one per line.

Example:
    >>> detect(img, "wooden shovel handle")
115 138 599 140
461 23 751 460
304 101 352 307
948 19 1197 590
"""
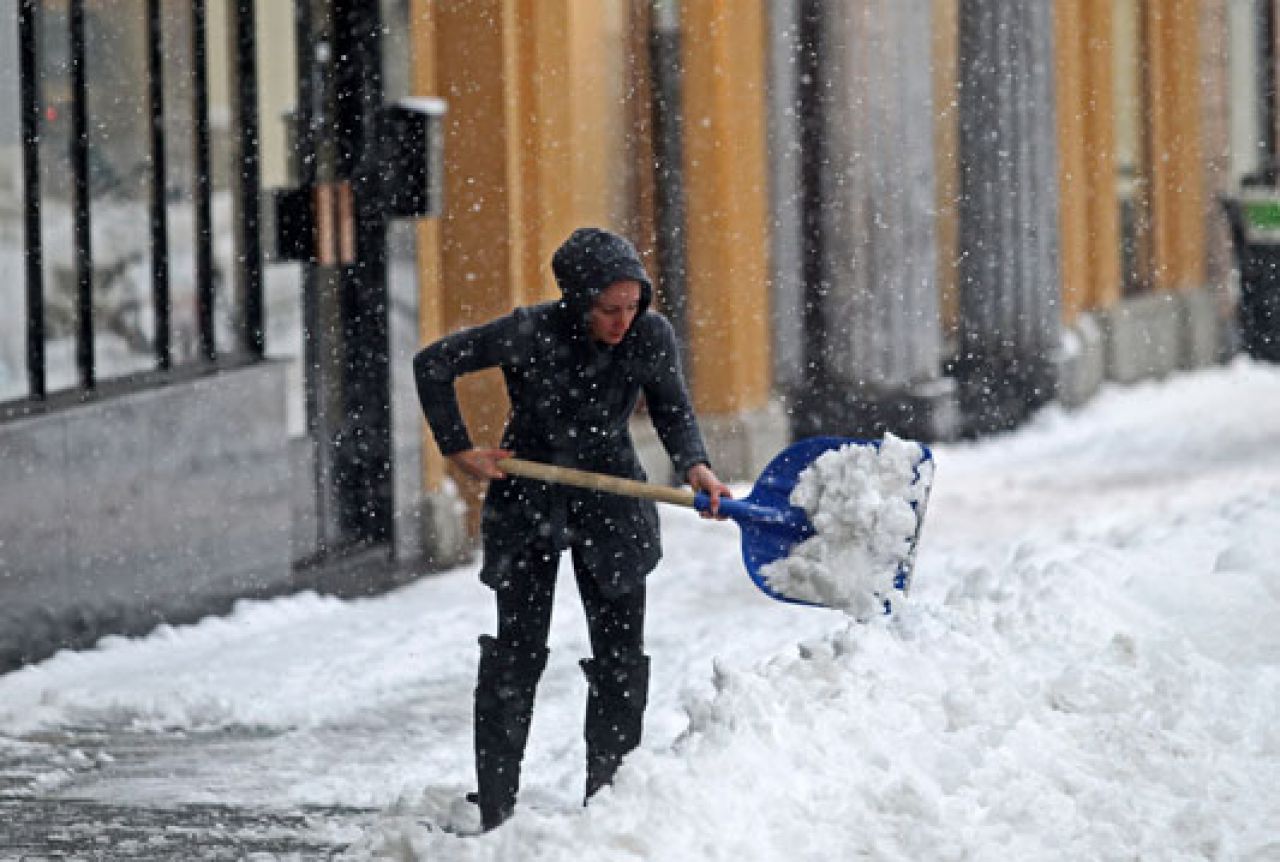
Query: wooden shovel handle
497 457 697 508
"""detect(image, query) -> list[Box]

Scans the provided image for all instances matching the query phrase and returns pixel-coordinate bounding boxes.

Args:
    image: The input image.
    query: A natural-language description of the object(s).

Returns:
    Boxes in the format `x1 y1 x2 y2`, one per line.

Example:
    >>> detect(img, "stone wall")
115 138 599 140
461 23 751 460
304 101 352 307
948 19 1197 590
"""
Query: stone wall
0 363 292 670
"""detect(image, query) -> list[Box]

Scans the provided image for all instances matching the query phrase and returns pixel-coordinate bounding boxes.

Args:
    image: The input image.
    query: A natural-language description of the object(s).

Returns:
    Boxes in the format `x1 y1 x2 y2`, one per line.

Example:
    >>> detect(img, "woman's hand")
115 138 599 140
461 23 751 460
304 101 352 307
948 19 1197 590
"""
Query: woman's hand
448 448 515 481
686 463 732 519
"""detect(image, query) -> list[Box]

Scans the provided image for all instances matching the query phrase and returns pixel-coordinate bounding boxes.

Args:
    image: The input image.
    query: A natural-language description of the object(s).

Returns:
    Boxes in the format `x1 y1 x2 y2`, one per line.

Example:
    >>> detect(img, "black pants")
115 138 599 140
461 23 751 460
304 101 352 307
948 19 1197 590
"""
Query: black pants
476 541 650 822
494 542 646 659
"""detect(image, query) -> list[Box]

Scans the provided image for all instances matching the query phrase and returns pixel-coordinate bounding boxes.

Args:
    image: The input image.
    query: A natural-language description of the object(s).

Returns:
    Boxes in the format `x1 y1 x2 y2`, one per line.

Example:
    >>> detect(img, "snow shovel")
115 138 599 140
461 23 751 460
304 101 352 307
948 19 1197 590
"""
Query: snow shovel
497 436 933 608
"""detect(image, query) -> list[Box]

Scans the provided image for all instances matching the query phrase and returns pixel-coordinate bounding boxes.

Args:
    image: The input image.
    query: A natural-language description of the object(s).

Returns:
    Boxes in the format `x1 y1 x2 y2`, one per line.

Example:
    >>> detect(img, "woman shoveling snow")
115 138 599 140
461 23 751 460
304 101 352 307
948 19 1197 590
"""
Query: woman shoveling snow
413 227 732 832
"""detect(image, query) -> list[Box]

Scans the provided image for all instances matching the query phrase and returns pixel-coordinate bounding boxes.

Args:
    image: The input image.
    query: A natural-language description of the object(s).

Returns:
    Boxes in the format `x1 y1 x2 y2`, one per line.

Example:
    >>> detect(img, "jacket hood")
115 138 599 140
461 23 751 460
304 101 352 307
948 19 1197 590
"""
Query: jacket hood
551 228 653 322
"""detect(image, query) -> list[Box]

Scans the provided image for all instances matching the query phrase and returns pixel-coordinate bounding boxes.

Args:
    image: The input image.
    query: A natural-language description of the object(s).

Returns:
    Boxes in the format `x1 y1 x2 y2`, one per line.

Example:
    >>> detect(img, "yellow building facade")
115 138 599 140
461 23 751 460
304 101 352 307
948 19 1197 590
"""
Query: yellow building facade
1054 0 1210 319
408 0 775 520
407 0 1236 525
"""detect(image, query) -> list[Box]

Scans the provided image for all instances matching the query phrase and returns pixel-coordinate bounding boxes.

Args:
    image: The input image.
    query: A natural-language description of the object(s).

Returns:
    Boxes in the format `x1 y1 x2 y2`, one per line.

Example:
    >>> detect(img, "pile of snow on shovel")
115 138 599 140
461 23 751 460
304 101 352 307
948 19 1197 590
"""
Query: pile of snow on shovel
763 433 931 618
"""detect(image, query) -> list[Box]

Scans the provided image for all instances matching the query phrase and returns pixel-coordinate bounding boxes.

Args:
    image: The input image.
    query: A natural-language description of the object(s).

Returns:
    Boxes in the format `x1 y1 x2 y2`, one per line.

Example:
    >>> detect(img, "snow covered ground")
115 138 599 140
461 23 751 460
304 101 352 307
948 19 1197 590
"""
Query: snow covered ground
2 359 1279 860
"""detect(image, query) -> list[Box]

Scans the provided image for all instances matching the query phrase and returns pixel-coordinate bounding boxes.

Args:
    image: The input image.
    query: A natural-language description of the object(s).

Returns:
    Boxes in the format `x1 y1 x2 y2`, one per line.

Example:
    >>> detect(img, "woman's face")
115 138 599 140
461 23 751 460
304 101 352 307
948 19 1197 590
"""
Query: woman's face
588 280 642 345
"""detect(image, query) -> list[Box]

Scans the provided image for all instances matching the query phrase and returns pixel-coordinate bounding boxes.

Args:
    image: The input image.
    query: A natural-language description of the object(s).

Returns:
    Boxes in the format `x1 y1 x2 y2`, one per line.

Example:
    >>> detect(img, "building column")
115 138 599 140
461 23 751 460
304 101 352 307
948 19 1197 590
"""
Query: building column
1052 0 1119 406
680 0 787 476
956 0 1062 433
513 1 635 297
412 0 524 534
406 0 466 564
1143 0 1207 293
1055 0 1121 320
414 1 647 531
793 0 958 442
934 0 962 339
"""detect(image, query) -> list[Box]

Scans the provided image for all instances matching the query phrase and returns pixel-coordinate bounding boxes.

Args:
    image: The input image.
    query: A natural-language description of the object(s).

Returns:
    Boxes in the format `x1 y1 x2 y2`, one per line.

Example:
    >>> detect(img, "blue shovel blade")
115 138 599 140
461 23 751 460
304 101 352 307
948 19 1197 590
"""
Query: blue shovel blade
695 437 935 610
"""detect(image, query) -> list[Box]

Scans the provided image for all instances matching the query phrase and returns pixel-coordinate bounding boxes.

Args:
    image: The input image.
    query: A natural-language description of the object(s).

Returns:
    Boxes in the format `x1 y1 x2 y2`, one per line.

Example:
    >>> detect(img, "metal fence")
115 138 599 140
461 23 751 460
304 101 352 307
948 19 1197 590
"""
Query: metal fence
7 0 263 412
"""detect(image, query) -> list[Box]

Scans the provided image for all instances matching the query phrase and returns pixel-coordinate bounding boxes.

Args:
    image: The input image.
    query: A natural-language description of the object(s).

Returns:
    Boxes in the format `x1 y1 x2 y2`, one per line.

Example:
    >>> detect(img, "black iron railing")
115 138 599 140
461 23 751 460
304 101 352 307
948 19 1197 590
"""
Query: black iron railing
7 0 263 412
18 0 44 400
145 0 171 372
192 0 216 364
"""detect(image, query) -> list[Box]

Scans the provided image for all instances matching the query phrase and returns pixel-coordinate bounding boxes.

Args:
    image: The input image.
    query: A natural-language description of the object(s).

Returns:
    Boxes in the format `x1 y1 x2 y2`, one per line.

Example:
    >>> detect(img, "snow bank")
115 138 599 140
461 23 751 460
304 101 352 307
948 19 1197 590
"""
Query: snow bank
356 488 1280 861
3 360 1279 860
762 434 932 618
0 582 490 737
344 363 1280 861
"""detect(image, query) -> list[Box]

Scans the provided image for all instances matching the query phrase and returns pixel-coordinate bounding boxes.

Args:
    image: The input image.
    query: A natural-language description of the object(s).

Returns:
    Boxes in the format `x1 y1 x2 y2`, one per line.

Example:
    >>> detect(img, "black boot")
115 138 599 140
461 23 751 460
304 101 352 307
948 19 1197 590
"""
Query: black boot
581 652 650 802
473 635 548 831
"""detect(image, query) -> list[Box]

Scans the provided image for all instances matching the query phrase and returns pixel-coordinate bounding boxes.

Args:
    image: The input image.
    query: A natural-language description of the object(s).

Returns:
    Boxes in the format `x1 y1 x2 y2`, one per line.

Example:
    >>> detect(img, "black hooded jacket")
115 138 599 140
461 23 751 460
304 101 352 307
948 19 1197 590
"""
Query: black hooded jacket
413 228 710 595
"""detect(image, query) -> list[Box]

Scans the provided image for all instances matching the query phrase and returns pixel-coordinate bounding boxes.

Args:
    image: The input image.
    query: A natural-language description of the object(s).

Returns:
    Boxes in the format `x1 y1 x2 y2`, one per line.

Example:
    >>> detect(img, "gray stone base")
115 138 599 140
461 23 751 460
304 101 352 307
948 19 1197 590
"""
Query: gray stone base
1099 286 1228 385
949 350 1058 436
1100 292 1184 383
1056 312 1106 408
414 485 473 570
1180 286 1229 368
791 377 962 444
632 398 792 485
699 398 794 482
289 434 320 560
631 417 676 485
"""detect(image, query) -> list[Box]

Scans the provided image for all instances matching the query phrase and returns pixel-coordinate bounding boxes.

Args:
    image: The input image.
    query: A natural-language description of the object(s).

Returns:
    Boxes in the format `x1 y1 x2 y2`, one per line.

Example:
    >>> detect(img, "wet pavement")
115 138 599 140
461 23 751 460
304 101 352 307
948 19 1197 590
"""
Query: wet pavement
0 797 368 860
0 730 377 860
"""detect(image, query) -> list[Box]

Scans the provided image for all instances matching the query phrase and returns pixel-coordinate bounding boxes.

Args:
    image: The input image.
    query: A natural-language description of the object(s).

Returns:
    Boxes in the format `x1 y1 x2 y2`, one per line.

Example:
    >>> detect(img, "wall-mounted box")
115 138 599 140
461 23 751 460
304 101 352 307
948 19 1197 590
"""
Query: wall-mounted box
378 97 447 218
